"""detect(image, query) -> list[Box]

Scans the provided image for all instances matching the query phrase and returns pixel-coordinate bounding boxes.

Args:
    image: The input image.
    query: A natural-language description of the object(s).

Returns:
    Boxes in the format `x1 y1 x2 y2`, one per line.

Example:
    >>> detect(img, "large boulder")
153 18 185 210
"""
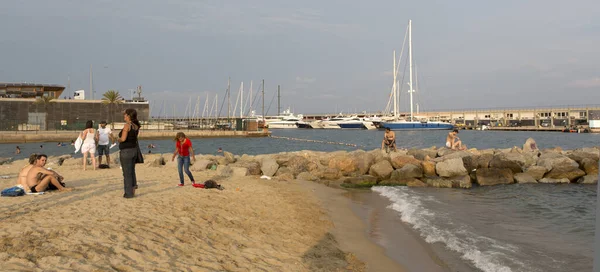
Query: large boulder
260 157 279 177
514 173 537 184
473 153 494 169
437 148 457 157
435 158 468 177
577 175 598 184
233 160 261 176
149 156 166 167
353 152 375 175
538 153 585 181
390 155 421 170
476 168 514 186
319 168 343 180
328 154 358 175
567 148 599 164
489 152 535 174
368 160 394 180
275 167 294 181
423 176 453 188
451 175 472 189
223 151 236 163
421 161 437 177
407 148 438 160
544 166 585 182
524 166 547 181
190 159 215 171
581 158 599 176
390 164 423 180
285 155 310 176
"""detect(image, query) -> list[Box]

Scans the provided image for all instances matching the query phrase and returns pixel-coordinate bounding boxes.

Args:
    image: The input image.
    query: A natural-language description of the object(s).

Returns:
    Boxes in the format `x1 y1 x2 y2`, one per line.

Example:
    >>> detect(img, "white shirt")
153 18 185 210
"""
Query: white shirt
97 127 112 145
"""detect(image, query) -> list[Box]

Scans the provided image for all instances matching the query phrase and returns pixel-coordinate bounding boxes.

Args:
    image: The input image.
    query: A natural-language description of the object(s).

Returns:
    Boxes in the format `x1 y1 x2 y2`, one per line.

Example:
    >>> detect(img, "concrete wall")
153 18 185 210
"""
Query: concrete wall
0 99 149 131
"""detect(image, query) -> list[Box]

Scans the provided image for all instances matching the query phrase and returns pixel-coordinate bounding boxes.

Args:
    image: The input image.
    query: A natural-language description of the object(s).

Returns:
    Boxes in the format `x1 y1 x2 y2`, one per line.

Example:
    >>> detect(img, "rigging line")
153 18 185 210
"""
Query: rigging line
265 89 277 115
217 87 228 118
246 83 262 117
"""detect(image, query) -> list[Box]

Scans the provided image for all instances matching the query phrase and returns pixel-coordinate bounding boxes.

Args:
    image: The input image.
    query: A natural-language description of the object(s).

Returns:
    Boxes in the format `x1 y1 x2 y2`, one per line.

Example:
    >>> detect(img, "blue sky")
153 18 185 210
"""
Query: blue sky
1 0 599 116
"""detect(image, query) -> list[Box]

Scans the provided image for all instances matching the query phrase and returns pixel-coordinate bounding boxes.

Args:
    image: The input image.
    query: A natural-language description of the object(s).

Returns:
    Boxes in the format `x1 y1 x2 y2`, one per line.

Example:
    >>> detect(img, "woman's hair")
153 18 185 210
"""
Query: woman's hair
28 153 47 164
124 108 141 128
85 120 94 129
174 132 186 141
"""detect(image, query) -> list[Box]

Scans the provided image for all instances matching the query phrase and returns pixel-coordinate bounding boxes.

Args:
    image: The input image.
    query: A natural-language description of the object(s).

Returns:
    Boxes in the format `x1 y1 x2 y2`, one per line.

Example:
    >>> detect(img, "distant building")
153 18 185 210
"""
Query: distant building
0 82 149 131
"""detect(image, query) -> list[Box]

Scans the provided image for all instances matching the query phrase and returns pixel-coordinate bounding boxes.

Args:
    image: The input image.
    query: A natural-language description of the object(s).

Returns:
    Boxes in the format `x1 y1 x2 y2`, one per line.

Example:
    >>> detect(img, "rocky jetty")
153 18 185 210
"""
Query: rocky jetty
2 138 598 188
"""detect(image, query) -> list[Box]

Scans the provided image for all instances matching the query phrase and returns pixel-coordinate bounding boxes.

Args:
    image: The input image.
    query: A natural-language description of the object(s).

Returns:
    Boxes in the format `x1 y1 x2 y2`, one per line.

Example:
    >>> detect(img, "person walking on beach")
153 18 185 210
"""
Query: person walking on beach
171 132 196 186
118 109 141 198
97 121 114 168
81 120 98 171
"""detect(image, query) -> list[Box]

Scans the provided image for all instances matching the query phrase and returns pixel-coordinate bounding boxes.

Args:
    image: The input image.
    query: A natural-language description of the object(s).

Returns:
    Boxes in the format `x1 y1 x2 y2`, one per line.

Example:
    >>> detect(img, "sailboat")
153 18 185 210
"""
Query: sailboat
380 20 454 130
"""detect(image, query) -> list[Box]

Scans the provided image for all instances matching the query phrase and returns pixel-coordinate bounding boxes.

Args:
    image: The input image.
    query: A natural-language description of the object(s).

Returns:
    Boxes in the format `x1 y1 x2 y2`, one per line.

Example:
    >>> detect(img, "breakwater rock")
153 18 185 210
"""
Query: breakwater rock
2 138 598 188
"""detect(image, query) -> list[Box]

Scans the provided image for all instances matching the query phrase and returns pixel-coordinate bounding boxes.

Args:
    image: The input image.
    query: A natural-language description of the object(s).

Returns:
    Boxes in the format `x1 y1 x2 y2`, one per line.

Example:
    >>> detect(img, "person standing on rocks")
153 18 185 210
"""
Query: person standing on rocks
381 128 397 152
171 132 196 186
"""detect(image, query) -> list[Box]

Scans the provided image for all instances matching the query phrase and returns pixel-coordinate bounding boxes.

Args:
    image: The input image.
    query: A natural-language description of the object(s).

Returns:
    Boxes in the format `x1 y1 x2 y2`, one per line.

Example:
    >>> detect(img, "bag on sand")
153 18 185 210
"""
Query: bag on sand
1 186 25 197
203 180 224 190
135 142 144 164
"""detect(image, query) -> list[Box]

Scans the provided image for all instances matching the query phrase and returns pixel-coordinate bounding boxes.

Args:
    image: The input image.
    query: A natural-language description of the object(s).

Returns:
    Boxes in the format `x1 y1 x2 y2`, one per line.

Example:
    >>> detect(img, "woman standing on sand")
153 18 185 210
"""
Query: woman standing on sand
118 109 141 198
81 120 98 171
171 132 196 186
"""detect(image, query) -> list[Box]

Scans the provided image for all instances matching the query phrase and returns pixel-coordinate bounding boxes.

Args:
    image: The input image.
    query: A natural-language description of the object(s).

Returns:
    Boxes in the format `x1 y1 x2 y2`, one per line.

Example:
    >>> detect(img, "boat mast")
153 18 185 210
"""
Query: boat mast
261 79 265 124
240 81 244 118
408 19 414 122
393 50 397 118
227 77 231 123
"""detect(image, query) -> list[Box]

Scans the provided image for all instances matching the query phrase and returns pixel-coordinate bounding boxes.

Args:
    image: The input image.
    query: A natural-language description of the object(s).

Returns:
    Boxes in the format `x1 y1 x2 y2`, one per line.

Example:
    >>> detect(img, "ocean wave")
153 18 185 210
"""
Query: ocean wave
372 186 535 272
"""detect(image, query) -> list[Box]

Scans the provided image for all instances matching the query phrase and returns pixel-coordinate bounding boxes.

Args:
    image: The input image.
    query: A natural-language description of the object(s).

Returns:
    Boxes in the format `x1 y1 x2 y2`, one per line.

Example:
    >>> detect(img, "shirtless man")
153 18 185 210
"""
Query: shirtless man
25 154 71 193
381 127 397 152
17 154 38 192
446 129 466 150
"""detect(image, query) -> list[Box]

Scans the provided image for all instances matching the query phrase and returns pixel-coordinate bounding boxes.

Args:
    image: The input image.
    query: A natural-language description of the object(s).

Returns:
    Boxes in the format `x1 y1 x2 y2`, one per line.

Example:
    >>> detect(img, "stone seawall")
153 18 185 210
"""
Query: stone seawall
0 130 270 143
7 137 595 188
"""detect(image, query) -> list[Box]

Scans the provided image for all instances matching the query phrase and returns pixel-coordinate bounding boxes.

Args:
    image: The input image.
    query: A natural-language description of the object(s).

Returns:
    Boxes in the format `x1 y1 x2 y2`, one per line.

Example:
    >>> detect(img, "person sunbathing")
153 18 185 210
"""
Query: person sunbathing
25 154 71 193
17 154 38 192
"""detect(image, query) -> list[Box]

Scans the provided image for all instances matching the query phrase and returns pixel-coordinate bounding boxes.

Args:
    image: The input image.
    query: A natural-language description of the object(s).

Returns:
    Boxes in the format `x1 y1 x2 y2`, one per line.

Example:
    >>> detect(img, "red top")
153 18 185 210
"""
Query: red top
176 138 192 157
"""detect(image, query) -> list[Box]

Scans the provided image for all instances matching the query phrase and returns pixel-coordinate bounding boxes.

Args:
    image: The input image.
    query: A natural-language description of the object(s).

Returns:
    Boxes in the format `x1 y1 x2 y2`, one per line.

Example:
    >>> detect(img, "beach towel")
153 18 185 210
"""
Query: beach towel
1 185 25 197
73 133 83 153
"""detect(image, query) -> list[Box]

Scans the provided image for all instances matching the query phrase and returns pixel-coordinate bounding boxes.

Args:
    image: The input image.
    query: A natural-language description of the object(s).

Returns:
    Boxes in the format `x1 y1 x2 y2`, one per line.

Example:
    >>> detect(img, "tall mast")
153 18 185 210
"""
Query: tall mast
240 81 244 118
393 50 397 118
227 77 231 122
408 19 414 122
277 85 281 115
261 79 265 124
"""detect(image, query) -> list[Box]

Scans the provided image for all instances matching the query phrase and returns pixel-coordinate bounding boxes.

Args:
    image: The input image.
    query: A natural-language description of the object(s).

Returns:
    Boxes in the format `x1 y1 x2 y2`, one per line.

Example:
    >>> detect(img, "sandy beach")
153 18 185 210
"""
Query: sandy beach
0 155 411 271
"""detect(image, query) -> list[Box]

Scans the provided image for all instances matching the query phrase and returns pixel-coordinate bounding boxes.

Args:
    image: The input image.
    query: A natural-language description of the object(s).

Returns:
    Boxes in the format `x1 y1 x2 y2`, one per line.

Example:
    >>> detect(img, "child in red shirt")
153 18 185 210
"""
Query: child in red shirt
171 132 196 186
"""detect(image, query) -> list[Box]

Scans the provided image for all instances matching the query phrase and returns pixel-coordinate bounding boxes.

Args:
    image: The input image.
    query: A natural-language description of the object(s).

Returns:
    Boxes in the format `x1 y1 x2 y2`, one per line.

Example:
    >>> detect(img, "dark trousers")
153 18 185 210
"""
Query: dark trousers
177 156 195 184
120 148 137 197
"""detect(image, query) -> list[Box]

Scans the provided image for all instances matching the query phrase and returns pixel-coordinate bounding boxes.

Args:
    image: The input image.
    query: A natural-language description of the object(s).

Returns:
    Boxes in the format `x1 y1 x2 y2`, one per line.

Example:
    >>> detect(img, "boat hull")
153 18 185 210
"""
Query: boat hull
380 121 454 130
338 122 367 129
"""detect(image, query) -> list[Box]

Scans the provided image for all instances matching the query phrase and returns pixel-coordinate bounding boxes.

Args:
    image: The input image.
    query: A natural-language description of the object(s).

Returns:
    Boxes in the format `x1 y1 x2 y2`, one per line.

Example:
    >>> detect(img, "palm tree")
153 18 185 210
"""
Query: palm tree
34 96 55 130
102 90 124 128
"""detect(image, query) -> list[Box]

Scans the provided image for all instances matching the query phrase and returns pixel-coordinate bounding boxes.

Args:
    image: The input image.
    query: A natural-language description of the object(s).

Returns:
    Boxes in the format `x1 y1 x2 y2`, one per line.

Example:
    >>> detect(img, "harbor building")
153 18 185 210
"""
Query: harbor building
0 82 149 131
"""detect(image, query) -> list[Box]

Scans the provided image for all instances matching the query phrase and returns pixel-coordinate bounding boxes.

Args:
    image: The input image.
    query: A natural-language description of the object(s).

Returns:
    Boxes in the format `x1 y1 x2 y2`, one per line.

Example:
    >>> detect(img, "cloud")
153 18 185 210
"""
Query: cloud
569 77 600 88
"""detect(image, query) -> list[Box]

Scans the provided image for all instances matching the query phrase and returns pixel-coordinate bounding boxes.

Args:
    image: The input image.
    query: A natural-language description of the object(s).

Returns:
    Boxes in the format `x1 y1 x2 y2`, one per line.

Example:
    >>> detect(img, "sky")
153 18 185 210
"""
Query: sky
1 0 599 117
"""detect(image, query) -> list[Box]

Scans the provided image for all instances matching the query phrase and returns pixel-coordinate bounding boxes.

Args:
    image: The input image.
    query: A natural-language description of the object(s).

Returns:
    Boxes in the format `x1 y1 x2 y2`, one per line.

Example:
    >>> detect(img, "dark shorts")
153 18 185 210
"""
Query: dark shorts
30 186 37 193
97 145 110 156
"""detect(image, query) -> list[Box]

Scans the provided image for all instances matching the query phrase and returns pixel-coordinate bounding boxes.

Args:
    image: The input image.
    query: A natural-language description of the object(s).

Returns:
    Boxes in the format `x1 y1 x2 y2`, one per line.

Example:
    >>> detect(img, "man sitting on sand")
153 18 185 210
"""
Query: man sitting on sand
25 154 71 193
446 129 467 150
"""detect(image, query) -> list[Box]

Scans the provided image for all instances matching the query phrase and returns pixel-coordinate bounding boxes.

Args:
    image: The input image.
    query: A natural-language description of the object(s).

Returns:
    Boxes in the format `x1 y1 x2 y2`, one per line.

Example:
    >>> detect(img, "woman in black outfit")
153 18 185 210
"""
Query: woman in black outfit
118 108 141 198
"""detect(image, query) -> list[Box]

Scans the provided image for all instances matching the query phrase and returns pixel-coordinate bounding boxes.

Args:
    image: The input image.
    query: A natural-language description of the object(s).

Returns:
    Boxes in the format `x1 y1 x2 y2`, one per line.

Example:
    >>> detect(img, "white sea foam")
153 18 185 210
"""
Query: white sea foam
372 186 534 272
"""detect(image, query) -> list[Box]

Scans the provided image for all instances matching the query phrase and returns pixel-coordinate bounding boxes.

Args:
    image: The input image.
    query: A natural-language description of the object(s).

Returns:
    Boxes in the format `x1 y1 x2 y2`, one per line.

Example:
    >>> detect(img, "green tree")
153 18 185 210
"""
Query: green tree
102 90 124 128
34 96 55 130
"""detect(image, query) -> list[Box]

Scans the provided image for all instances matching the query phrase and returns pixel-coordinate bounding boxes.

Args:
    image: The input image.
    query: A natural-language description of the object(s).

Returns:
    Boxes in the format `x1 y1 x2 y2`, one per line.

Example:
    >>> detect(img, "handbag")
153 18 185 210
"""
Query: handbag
135 141 144 164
